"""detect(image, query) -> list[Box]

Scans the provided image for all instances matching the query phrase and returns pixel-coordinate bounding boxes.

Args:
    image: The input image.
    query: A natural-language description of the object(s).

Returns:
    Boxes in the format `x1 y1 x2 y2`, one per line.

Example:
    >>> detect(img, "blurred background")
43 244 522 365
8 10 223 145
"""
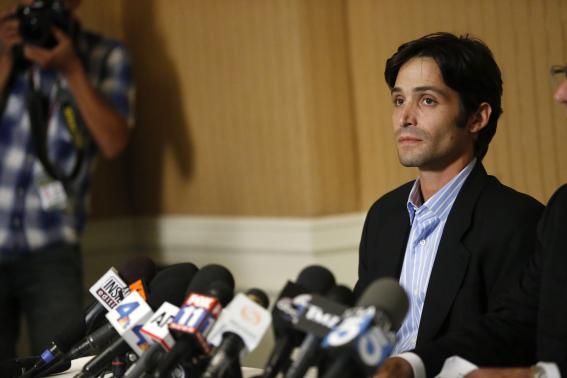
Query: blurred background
3 0 567 365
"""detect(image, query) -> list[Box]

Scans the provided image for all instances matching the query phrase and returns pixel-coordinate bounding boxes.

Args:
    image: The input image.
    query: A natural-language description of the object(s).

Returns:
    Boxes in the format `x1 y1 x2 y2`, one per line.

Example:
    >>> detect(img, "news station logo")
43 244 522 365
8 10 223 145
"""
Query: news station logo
132 325 151 352
303 303 342 328
240 304 262 326
95 276 127 309
184 293 222 317
275 293 311 324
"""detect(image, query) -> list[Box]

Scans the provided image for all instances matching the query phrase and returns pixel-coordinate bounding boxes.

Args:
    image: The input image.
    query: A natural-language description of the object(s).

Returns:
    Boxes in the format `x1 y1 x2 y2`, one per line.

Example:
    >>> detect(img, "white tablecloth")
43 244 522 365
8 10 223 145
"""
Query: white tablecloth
49 356 267 377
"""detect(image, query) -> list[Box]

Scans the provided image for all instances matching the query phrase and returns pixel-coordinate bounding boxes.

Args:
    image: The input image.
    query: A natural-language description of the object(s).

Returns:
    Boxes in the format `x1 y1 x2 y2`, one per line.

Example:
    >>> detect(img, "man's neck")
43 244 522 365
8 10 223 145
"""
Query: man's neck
418 156 475 202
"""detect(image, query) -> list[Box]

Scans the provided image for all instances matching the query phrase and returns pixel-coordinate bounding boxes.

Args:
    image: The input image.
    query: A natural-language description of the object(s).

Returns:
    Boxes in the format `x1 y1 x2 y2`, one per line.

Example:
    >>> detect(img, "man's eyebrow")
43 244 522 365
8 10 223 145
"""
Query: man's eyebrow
391 85 450 98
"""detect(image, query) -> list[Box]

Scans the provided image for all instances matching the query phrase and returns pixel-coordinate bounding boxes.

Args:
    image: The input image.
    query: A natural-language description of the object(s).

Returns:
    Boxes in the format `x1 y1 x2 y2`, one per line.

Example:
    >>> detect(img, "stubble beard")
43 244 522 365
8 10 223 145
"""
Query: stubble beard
398 148 431 168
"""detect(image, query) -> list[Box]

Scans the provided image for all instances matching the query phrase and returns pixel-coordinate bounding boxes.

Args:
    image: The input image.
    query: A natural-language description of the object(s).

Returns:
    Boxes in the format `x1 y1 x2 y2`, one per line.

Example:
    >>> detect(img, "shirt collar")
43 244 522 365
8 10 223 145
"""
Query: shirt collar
406 158 477 223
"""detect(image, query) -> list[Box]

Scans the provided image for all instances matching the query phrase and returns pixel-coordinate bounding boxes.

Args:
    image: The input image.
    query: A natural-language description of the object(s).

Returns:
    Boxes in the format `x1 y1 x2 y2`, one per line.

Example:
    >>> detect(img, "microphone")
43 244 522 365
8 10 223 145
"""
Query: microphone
151 264 235 378
258 264 336 378
121 301 182 378
0 356 69 378
86 256 157 331
141 301 181 352
20 256 156 378
125 265 237 378
73 262 199 378
67 263 196 361
284 284 355 378
202 288 272 378
320 278 409 378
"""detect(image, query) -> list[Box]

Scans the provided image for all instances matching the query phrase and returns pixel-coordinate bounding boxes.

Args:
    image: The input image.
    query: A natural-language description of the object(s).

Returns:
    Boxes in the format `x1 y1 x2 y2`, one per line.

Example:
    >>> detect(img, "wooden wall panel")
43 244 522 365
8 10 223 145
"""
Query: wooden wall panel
120 0 358 216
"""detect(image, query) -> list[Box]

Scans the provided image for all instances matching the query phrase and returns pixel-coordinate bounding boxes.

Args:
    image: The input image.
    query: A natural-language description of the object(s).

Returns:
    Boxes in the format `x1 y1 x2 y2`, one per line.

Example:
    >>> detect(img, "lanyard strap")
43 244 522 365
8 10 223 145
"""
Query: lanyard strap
26 69 86 188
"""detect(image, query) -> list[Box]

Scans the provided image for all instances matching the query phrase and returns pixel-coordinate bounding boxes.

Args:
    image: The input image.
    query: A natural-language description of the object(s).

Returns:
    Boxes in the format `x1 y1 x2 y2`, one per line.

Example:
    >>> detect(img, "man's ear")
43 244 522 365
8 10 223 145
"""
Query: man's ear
468 102 492 134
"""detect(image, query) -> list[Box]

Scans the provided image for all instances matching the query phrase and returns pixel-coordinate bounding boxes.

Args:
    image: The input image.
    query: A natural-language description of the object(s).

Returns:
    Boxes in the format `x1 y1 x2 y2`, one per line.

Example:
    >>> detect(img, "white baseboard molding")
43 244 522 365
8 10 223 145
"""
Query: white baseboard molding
82 213 365 295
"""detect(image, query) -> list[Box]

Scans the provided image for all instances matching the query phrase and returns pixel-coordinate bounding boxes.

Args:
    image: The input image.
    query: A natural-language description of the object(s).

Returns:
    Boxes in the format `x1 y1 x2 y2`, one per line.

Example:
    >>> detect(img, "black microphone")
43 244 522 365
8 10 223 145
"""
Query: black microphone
73 262 199 378
284 284 355 378
150 264 236 378
320 278 409 378
258 265 336 378
122 343 163 378
0 356 69 378
202 288 272 378
20 256 157 378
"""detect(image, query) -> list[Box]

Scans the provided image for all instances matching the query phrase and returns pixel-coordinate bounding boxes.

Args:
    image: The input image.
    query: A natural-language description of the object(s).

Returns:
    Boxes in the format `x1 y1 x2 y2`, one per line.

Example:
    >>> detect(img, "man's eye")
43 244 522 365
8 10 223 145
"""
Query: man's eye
422 97 436 105
393 97 404 106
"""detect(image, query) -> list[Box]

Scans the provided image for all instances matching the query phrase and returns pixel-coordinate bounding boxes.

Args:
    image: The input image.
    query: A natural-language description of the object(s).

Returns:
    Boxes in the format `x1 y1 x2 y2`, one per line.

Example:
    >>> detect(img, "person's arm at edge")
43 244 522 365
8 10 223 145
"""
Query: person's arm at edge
0 7 19 107
465 362 560 378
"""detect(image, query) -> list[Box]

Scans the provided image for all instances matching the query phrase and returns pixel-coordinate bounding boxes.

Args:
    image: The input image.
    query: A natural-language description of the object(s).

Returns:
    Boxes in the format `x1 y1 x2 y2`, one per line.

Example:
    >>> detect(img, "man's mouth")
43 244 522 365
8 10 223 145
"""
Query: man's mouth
398 136 422 145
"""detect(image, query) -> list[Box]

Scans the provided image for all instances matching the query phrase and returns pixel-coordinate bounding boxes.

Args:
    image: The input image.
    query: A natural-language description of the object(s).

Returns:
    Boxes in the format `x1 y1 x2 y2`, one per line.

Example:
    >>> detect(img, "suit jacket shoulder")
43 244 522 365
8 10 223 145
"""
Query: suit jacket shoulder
476 175 543 220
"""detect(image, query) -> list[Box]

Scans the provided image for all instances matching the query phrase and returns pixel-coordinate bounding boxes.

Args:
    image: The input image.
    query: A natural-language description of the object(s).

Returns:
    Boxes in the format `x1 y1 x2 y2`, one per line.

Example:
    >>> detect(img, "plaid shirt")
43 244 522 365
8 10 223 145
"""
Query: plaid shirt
0 30 135 258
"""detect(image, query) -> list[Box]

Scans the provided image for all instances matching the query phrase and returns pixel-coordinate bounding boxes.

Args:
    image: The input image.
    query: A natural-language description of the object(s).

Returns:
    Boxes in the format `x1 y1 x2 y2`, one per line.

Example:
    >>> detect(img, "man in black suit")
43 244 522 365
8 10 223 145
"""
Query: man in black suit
372 66 567 378
355 32 543 365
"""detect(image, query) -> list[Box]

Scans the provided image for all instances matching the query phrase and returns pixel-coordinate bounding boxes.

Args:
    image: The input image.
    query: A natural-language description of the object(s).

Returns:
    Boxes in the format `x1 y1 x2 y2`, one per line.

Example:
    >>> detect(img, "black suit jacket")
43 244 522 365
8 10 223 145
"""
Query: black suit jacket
414 184 567 377
355 162 543 348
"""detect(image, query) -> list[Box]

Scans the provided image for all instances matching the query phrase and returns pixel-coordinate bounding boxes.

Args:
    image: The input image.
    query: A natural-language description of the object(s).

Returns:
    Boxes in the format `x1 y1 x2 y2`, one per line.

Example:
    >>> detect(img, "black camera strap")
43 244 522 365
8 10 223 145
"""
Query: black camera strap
26 70 85 190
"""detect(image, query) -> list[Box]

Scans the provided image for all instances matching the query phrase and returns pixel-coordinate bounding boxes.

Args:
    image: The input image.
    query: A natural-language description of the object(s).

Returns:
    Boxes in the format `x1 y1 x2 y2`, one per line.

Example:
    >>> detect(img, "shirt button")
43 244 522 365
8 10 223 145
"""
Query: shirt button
419 239 426 246
26 155 34 164
16 188 25 197
12 217 21 227
413 289 418 296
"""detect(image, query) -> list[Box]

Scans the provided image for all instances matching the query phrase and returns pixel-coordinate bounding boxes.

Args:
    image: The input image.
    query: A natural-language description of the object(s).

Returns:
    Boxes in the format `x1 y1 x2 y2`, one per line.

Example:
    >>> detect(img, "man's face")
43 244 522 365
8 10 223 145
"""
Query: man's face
554 75 567 116
391 57 475 171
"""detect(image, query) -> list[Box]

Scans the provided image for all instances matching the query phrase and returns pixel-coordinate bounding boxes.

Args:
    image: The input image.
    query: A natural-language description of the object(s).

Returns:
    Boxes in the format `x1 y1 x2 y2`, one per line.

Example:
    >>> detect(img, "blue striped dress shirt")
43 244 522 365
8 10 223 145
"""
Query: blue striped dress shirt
393 158 477 354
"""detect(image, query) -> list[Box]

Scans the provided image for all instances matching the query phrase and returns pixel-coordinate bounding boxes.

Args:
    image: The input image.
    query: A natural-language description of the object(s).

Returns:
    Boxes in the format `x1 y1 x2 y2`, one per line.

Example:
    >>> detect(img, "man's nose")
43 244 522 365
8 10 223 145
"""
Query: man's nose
397 101 417 127
554 78 567 105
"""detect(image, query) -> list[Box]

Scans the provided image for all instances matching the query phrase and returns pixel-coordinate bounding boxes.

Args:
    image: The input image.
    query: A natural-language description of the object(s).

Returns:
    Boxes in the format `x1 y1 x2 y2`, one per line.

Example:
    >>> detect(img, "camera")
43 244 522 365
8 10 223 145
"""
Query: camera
16 0 74 48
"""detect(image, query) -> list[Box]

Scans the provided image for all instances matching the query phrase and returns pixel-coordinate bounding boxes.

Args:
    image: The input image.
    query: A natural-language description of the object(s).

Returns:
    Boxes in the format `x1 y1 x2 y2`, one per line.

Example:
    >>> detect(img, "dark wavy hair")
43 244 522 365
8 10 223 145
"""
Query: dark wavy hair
384 32 503 160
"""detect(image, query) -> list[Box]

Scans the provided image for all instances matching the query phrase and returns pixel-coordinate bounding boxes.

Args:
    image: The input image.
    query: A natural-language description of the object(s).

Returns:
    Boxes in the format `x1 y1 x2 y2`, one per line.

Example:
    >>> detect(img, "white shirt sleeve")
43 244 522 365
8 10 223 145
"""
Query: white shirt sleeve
537 362 561 378
396 352 427 378
393 356 562 378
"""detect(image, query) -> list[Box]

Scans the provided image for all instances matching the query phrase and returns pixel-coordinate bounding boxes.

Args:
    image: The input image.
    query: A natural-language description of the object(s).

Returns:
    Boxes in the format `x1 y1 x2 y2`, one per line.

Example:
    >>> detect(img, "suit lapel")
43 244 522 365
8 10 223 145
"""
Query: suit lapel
416 163 488 345
377 209 411 279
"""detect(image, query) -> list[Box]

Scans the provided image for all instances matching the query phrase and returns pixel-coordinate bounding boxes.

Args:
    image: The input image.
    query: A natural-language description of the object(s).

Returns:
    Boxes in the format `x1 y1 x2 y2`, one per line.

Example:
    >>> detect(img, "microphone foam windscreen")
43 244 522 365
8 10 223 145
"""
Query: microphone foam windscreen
205 280 234 307
296 265 336 295
148 262 199 308
119 255 157 284
357 278 409 331
186 264 235 294
325 284 355 307
246 288 270 308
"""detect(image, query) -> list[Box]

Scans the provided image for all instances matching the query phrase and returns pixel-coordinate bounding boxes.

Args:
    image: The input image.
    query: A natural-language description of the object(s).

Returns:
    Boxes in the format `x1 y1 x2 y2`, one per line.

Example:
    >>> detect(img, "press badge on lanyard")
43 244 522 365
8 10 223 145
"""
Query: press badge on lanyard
38 178 68 210
30 68 83 210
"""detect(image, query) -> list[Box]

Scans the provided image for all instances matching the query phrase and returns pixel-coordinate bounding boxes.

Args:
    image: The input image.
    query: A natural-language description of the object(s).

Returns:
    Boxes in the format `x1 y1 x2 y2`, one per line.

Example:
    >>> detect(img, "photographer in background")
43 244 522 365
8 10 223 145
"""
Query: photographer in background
0 0 134 358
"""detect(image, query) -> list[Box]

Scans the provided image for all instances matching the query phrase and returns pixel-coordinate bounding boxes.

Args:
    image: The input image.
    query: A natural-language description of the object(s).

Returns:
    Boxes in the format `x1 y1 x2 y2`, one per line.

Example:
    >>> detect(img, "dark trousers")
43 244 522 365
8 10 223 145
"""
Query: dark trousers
0 243 84 358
